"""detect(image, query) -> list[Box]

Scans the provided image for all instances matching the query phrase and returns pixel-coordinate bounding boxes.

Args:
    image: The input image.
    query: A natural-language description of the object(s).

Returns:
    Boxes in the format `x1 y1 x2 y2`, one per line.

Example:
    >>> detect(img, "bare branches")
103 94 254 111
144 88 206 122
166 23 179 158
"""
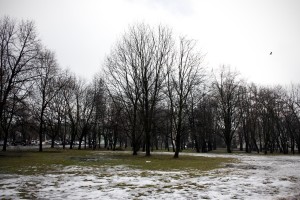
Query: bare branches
32 48 69 152
212 66 243 153
0 17 41 151
105 23 175 156
166 37 206 158
105 23 206 157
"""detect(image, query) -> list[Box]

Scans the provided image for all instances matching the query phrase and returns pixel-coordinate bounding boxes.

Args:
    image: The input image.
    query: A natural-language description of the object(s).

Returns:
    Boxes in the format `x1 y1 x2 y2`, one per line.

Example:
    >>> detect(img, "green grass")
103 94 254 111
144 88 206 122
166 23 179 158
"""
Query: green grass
0 149 90 175
0 149 235 175
105 152 234 171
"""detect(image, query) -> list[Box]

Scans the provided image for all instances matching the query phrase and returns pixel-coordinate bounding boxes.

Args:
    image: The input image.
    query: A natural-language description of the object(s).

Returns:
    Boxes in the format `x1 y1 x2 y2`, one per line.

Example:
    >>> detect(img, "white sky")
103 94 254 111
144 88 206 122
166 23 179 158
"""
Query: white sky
1 0 300 85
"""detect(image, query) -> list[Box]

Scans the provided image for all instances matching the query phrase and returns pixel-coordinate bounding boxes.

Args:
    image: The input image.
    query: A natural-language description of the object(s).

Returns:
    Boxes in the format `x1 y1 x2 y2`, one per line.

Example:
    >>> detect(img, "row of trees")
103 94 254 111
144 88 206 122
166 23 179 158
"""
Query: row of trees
0 17 106 152
1 17 300 157
104 24 206 157
105 23 300 157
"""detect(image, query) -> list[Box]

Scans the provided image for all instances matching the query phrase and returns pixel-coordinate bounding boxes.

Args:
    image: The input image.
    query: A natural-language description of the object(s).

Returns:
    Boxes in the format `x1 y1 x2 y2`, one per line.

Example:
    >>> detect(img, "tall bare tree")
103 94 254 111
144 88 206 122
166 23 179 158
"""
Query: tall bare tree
105 37 143 154
166 38 205 158
77 83 97 150
63 76 83 149
189 93 216 153
91 74 107 150
0 17 40 151
287 84 300 153
105 23 173 156
212 66 242 153
45 79 67 148
33 49 65 152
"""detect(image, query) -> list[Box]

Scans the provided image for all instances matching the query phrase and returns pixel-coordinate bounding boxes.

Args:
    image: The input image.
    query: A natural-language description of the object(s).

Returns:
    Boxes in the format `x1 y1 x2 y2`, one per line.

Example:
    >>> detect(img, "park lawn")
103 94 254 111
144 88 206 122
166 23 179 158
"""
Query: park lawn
0 149 235 175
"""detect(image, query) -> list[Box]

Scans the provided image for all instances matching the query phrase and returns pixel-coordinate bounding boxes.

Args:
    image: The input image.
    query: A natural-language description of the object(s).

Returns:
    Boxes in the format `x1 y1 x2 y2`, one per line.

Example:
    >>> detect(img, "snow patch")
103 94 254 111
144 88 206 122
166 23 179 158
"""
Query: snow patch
1 153 300 199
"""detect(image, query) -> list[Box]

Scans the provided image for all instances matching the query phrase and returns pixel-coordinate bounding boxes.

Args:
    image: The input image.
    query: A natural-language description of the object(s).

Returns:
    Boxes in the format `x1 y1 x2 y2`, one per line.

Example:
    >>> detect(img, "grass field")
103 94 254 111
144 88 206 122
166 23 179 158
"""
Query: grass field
0 149 234 175
1 149 300 199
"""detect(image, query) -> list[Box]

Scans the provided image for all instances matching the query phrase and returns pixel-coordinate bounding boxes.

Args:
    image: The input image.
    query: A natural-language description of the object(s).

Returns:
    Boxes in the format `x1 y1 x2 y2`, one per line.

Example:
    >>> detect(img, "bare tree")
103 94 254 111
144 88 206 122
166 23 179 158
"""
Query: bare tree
45 80 67 148
0 17 40 151
63 76 83 149
105 23 173 156
189 93 216 153
287 84 300 153
1 85 31 148
256 86 280 154
212 66 242 153
77 83 96 150
138 25 174 156
33 49 65 152
91 74 107 150
105 36 143 154
166 37 205 158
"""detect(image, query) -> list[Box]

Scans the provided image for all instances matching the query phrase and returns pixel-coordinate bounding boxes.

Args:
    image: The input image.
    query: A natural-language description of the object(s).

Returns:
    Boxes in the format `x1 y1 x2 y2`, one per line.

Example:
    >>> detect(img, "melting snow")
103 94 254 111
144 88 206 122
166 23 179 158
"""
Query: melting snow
1 152 300 199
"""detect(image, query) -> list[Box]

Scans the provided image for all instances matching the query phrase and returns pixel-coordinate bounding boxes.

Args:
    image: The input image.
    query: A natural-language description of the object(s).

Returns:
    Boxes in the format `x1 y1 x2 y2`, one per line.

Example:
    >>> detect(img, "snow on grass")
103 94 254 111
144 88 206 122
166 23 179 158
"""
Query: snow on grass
1 153 300 199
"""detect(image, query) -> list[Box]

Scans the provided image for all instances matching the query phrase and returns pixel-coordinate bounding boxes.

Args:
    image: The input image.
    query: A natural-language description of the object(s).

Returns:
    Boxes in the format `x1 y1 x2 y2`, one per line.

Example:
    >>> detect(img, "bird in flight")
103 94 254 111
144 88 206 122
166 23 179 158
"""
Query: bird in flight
270 52 272 55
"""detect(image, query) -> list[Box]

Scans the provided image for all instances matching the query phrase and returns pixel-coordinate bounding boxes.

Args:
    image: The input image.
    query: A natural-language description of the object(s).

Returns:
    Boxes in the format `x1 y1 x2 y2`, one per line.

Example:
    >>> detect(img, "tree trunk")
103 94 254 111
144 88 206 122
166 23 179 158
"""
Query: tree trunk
51 139 55 148
239 131 243 151
2 129 8 151
39 110 44 152
224 130 232 153
195 136 200 153
69 125 76 149
226 145 232 153
201 139 207 153
133 144 138 155
174 135 180 158
78 134 84 150
132 128 138 155
174 120 182 158
207 139 213 152
145 125 151 156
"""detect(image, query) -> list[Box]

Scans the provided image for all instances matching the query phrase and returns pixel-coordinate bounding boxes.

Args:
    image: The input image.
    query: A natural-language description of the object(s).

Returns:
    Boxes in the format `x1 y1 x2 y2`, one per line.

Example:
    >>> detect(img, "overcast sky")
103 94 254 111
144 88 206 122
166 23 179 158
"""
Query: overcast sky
1 0 300 85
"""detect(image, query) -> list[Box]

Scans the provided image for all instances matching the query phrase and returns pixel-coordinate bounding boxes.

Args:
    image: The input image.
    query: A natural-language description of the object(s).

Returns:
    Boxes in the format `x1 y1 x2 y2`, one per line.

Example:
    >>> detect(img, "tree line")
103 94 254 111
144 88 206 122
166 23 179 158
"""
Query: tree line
1 17 300 157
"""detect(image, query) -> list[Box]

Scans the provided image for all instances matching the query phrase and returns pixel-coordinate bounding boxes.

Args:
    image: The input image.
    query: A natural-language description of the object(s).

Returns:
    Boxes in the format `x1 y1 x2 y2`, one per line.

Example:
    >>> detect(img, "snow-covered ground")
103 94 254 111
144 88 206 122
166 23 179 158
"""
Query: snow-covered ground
1 152 300 200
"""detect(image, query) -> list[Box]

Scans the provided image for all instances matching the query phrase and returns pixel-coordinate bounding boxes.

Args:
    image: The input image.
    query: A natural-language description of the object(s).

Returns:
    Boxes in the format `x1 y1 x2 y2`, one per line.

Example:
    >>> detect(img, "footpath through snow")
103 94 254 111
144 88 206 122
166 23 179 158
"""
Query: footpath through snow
1 152 300 199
